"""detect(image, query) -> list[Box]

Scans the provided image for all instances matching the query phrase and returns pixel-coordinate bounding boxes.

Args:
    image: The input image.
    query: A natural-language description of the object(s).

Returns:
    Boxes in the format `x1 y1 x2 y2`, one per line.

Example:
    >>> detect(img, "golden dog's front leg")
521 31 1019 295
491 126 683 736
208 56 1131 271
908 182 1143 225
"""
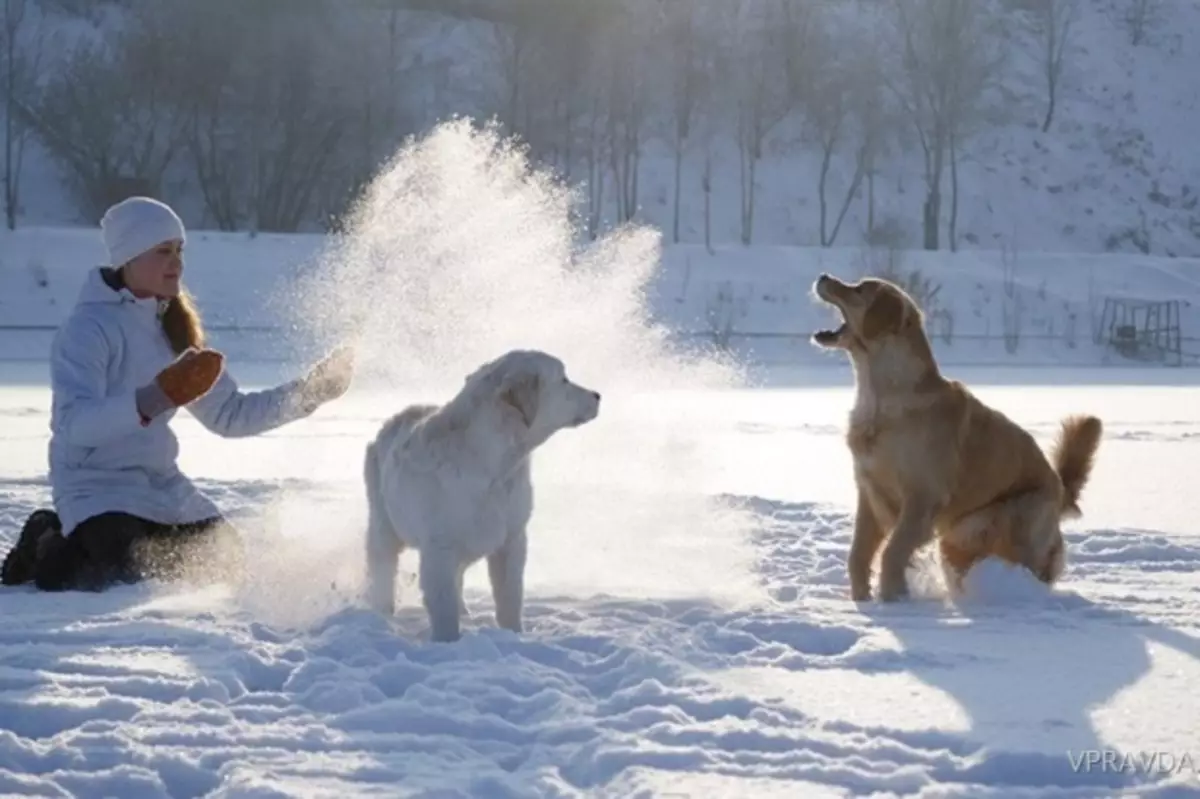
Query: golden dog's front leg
878 500 936 602
849 487 887 601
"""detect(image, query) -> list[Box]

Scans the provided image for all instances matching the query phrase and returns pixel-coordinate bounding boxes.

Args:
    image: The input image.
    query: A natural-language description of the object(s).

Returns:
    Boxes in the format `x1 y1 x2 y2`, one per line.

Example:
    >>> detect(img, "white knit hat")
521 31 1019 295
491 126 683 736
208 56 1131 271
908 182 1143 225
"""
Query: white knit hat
100 196 186 267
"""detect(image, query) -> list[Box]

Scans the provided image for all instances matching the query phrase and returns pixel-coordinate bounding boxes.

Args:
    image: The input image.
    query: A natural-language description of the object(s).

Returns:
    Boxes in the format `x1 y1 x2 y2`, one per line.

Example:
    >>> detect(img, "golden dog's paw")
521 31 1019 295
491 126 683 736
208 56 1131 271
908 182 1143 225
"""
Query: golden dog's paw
850 582 872 602
877 574 910 602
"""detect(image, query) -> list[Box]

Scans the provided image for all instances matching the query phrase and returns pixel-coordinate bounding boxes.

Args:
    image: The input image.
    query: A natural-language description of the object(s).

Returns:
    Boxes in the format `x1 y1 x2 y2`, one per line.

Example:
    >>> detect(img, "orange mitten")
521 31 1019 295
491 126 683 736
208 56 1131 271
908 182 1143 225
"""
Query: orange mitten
156 348 225 406
136 348 225 425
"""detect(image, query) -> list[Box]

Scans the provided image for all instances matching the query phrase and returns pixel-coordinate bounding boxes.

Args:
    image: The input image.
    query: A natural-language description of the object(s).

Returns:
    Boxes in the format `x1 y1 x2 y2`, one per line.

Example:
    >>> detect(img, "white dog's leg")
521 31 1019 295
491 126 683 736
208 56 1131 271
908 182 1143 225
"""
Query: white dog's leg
488 529 527 633
420 546 462 642
456 562 470 619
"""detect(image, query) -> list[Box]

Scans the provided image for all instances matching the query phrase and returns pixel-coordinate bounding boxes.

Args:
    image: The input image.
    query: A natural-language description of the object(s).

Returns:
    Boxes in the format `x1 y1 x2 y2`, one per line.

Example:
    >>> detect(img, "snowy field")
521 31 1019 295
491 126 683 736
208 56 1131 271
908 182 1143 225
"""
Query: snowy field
2 358 1200 798
3 120 1200 797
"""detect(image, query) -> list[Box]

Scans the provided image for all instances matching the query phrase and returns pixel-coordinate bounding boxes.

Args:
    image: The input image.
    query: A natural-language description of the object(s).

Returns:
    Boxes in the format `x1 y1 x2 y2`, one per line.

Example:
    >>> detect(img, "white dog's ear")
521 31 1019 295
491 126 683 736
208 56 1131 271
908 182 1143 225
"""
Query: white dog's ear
499 372 540 427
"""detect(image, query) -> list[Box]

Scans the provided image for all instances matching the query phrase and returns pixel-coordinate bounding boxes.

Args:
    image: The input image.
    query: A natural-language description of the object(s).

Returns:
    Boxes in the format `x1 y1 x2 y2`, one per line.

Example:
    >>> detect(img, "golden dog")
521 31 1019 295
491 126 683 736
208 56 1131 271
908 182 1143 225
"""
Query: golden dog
811 273 1102 601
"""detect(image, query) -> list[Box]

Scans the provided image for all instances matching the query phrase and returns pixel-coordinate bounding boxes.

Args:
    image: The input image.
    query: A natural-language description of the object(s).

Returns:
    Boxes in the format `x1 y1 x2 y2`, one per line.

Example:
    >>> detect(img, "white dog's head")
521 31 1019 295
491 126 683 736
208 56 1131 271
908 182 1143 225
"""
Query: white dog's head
461 349 600 444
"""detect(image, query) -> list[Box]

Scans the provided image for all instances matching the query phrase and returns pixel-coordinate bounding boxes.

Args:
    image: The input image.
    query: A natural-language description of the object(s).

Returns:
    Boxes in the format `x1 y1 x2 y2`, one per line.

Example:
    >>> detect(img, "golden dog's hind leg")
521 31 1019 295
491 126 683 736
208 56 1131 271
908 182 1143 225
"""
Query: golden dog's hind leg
940 486 1063 591
938 537 981 595
937 504 1003 594
849 487 888 601
878 500 936 602
1004 488 1066 584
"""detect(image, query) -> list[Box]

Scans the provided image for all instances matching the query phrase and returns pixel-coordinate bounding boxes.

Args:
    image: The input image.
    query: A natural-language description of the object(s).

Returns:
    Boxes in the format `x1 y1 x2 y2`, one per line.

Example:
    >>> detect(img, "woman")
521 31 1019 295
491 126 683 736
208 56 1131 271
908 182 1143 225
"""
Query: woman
1 196 355 592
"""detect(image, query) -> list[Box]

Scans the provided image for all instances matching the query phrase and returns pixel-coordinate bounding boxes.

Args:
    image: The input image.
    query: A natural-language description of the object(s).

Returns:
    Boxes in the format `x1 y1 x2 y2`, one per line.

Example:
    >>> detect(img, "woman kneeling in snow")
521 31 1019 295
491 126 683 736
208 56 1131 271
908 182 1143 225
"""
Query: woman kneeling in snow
0 196 354 592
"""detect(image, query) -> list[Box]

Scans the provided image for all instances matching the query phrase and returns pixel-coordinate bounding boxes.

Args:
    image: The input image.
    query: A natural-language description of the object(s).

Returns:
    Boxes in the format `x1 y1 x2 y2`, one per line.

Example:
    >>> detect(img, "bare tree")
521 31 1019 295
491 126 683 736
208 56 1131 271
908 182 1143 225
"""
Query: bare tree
484 0 540 137
1000 232 1023 353
699 133 715 252
36 0 106 19
660 0 703 243
172 1 247 230
3 0 48 229
805 32 884 249
809 66 852 246
322 8 427 218
479 0 610 185
17 7 192 221
250 62 348 233
1038 0 1078 133
885 0 1004 250
1123 0 1161 46
535 5 600 181
730 0 792 245
2 0 22 229
856 61 895 242
948 129 960 250
583 86 608 240
602 1 651 224
166 0 358 232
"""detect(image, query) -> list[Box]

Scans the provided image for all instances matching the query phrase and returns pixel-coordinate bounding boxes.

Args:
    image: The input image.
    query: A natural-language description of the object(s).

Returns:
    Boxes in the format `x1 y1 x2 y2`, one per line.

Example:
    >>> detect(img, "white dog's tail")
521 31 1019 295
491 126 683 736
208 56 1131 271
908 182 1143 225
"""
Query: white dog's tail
362 406 439 614
362 437 402 613
363 439 383 520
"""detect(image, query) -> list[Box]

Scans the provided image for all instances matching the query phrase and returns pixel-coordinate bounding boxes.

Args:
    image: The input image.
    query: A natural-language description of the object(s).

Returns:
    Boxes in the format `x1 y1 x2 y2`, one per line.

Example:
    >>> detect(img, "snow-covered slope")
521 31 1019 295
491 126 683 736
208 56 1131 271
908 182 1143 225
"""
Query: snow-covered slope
3 227 1199 370
4 0 1200 256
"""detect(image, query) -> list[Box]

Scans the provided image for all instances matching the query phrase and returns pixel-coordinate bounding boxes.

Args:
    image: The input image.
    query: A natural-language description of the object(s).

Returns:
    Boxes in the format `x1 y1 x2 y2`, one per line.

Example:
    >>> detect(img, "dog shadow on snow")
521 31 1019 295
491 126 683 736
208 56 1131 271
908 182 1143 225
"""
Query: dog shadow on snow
741 494 1200 791
876 590 1200 791
8 476 1198 796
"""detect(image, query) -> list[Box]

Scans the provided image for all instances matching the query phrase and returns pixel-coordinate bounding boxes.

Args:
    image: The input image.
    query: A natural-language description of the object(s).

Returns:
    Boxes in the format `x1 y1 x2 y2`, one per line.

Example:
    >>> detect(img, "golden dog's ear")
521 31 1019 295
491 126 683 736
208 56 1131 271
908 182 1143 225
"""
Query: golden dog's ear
861 288 916 340
499 371 540 427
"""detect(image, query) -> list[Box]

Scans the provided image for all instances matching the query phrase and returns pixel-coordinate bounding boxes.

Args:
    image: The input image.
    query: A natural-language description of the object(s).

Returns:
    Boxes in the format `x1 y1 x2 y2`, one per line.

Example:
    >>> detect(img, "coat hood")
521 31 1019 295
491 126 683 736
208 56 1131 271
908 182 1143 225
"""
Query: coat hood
75 266 164 315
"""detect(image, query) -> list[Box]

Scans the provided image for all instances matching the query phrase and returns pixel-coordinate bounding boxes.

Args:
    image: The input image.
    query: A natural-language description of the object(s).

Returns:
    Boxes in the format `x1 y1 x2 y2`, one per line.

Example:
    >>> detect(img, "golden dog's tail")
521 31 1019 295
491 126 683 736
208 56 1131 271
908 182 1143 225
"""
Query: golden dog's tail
1052 414 1103 517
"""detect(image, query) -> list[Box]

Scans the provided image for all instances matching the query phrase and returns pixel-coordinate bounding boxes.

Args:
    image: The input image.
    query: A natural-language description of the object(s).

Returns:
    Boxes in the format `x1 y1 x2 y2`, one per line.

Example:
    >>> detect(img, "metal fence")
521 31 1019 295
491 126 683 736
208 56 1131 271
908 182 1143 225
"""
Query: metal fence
4 324 1199 367
672 330 1200 367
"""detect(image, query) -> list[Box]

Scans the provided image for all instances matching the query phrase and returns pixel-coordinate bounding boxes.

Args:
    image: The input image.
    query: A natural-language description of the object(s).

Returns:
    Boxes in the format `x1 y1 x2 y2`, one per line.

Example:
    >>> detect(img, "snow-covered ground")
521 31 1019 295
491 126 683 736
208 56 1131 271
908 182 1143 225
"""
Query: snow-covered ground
2 361 1199 797
3 119 1199 797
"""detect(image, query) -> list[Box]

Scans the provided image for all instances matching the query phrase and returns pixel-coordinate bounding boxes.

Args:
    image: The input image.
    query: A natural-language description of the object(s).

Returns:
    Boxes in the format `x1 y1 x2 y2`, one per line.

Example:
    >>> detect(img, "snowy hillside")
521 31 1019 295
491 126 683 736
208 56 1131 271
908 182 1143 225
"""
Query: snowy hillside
3 227 1199 370
3 0 1200 256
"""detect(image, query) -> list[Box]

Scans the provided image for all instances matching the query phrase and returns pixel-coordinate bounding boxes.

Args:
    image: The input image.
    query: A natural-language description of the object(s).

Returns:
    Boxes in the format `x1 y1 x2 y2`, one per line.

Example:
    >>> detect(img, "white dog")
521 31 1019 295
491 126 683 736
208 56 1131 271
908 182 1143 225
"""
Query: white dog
362 349 601 642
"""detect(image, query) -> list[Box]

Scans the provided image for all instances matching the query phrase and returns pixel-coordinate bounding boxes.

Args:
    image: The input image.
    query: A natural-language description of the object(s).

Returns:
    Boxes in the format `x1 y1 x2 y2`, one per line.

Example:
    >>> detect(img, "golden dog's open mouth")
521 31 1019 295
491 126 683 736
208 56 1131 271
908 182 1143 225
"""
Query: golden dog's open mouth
812 319 846 347
811 275 848 347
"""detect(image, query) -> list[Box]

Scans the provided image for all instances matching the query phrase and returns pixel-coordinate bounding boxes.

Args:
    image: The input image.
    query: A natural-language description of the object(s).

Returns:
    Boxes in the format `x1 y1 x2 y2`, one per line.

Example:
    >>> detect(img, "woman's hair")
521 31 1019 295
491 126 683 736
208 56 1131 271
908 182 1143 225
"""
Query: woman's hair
160 289 206 354
109 262 205 354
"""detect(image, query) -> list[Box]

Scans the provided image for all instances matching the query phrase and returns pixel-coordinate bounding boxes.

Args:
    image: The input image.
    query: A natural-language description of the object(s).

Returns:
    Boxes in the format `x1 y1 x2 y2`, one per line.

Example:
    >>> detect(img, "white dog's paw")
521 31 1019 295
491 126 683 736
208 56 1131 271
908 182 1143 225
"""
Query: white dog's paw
367 598 396 617
427 614 462 643
494 605 523 634
495 617 523 634
363 584 396 617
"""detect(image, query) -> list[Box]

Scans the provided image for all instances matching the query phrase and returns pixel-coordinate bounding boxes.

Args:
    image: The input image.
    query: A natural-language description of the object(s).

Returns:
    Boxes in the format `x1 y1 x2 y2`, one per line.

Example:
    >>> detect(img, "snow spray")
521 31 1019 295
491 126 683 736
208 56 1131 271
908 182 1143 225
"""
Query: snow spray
243 119 766 625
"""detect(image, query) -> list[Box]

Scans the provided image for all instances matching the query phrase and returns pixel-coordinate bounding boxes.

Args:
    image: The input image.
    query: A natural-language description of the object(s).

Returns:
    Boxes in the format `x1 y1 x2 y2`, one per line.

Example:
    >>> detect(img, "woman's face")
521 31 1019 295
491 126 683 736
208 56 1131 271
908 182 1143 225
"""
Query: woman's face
123 239 184 298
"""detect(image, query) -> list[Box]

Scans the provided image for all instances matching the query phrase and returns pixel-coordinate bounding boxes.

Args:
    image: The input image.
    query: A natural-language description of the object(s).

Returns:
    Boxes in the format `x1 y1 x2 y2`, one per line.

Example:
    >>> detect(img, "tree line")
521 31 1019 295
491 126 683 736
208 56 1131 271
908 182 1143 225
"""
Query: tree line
0 0 1163 249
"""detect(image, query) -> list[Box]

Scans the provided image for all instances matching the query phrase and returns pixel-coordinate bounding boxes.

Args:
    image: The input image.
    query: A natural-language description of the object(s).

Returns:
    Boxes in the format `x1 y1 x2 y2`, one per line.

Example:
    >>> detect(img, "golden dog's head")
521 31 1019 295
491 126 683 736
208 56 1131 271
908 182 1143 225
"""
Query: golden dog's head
811 273 926 354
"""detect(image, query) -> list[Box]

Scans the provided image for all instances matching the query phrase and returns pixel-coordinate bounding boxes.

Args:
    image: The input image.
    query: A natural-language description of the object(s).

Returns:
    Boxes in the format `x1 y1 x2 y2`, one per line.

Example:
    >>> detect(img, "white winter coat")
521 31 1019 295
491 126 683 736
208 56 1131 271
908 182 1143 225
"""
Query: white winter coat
48 267 314 535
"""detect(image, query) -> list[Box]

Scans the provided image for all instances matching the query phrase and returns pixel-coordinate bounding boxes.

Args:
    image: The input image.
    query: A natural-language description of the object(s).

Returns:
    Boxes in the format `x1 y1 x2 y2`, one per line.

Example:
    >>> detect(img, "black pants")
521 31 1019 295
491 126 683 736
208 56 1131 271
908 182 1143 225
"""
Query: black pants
33 511 245 592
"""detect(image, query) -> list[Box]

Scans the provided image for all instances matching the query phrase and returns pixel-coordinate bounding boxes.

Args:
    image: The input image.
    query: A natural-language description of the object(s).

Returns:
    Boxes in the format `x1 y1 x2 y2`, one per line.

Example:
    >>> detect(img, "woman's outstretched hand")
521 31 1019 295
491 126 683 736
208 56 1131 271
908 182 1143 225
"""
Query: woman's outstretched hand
137 347 225 425
300 345 355 408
